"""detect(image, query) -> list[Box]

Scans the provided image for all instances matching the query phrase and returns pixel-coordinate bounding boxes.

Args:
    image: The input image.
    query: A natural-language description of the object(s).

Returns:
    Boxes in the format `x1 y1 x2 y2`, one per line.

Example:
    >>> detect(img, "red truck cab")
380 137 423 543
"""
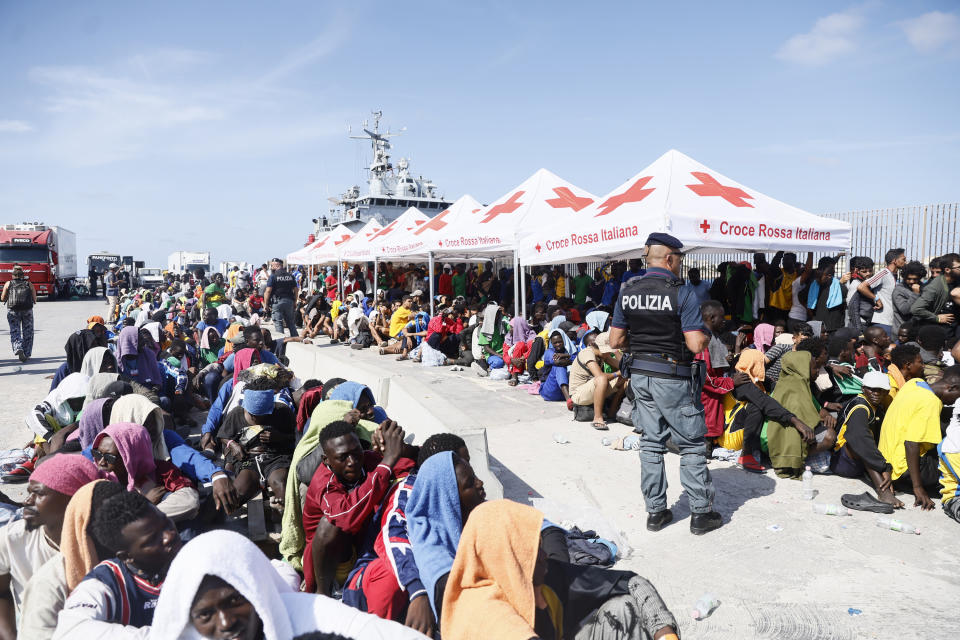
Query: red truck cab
0 224 77 297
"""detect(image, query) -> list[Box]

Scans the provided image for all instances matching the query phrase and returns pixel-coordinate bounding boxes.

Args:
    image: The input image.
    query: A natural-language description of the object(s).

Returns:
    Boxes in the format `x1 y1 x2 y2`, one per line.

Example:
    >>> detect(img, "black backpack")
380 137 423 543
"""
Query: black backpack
7 279 33 311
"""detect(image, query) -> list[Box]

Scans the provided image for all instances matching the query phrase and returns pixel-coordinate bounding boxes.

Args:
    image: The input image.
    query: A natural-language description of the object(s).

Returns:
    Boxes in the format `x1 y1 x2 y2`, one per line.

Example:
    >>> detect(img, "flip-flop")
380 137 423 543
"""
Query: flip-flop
841 492 895 514
592 421 609 431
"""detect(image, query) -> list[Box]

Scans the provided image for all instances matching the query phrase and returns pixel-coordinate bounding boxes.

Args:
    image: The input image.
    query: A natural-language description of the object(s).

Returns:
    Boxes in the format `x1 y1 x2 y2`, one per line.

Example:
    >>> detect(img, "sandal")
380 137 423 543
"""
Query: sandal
507 379 518 387
592 421 609 430
379 347 387 355
396 355 408 361
841 492 895 514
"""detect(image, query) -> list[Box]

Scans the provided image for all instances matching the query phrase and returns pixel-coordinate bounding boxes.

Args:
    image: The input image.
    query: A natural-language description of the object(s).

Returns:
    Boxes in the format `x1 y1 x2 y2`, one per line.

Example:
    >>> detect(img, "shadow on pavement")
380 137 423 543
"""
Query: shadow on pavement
666 464 776 524
489 454 543 501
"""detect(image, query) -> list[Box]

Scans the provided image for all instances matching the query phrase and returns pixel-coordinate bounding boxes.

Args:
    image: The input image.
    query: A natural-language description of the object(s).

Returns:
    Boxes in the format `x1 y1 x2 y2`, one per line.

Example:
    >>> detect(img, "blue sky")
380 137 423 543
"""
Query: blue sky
1 0 958 269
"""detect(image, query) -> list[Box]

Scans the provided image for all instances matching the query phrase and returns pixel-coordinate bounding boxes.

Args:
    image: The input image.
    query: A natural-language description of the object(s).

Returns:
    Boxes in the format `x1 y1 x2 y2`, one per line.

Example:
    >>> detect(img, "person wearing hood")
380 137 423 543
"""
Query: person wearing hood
471 302 508 376
0 454 101 637
539 329 576 407
149 530 427 640
18 479 124 640
407 449 486 627
503 316 537 386
117 325 163 388
440 500 678 640
54 491 183 638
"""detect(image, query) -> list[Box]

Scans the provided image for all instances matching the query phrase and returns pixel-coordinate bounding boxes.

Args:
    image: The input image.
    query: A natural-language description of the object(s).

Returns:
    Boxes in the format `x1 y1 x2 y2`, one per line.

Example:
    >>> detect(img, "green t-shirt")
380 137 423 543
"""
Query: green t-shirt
573 275 593 304
452 273 466 297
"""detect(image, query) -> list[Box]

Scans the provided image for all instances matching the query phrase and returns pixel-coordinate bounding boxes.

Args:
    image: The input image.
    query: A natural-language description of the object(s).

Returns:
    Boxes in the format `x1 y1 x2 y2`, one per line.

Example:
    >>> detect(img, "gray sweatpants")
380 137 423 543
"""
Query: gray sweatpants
631 374 715 514
574 575 679 640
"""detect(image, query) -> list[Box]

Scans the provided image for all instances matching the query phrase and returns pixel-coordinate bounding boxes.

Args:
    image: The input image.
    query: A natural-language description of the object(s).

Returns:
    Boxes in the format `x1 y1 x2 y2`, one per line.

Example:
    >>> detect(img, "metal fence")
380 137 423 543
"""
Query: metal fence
683 202 959 276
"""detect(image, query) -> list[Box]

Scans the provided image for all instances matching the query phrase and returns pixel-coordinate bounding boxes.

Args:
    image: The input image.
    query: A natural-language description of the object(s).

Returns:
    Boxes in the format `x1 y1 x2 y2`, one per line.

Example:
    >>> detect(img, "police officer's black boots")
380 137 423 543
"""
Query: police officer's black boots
646 509 673 532
689 511 723 535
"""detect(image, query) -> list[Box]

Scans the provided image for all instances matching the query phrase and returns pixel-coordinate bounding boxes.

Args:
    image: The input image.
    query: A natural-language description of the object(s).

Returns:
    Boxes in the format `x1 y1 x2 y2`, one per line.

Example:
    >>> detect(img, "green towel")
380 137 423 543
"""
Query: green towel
279 399 378 570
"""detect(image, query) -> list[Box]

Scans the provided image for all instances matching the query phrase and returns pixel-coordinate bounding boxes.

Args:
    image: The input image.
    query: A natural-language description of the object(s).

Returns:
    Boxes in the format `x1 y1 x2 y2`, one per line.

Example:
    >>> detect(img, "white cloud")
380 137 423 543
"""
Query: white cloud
900 11 960 53
0 120 33 133
776 9 864 66
258 14 352 84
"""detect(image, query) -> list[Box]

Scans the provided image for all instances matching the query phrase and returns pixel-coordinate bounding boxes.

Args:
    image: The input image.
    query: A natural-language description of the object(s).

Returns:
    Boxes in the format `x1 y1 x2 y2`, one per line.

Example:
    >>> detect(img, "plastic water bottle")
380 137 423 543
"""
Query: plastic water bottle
601 437 612 446
553 433 569 444
691 593 720 620
801 466 815 499
876 517 920 535
812 503 851 516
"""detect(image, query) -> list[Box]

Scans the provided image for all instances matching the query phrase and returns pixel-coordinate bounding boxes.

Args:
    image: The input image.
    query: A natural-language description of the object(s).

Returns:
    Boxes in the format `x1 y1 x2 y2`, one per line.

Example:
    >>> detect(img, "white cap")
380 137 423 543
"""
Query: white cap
443 263 452 270
109 263 118 268
861 370 890 390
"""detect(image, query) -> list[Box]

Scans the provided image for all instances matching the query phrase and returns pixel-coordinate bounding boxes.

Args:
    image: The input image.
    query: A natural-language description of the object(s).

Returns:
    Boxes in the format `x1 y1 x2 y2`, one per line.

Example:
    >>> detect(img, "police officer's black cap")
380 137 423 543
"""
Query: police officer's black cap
644 232 683 249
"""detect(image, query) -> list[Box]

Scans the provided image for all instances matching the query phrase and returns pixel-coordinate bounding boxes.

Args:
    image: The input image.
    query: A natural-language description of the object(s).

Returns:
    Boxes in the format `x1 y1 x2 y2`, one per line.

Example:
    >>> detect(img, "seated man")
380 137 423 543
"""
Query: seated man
471 303 508 374
879 365 960 509
915 324 947 382
885 343 926 406
830 370 903 508
939 401 960 524
385 296 415 347
193 307 228 344
0 455 99 637
301 420 409 596
825 334 863 403
343 434 473 636
217 381 296 511
54 491 182 637
569 331 626 430
538 329 575 407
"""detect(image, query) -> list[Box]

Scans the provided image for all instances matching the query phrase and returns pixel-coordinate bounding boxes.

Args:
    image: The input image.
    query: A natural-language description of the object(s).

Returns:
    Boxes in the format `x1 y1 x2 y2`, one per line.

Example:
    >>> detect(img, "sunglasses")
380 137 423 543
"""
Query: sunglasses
92 449 119 466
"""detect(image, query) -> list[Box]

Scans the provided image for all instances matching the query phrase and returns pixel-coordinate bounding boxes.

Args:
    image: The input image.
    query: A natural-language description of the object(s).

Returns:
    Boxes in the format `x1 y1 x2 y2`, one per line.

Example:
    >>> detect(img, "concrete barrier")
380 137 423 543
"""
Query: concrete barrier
286 342 503 499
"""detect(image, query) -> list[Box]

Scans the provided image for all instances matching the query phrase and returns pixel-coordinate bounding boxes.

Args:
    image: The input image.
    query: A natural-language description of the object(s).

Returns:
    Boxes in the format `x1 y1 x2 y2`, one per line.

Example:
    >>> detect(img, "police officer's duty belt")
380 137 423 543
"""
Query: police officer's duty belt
630 358 693 377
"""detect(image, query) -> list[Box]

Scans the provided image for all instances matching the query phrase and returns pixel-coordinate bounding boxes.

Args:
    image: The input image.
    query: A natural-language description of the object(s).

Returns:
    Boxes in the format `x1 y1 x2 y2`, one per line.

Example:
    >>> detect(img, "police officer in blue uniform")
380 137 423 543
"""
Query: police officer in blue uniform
609 233 723 535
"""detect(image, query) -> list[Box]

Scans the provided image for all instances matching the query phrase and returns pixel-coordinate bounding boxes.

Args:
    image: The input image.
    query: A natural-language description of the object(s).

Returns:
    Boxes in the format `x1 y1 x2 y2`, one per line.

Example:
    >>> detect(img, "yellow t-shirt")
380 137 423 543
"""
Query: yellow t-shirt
769 271 797 311
389 307 412 338
878 378 943 480
939 446 960 505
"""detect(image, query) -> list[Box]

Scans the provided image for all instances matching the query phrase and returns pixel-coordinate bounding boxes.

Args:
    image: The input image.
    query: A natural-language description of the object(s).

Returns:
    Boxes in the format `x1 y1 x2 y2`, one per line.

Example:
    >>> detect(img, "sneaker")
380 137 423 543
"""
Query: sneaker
646 509 673 532
737 454 767 473
470 362 489 377
690 511 723 535
2 459 34 483
330 338 340 345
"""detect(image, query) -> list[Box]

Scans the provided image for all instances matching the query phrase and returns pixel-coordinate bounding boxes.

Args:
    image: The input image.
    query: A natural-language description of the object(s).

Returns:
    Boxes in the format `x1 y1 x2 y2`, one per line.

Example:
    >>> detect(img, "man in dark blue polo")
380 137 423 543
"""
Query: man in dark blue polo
609 233 722 535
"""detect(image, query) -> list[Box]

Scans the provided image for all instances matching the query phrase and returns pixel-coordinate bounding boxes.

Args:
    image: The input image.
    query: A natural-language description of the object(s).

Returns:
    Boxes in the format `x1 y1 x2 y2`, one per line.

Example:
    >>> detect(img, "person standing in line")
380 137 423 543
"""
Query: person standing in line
104 263 120 322
609 234 723 536
1 265 37 362
264 257 300 338
858 248 907 339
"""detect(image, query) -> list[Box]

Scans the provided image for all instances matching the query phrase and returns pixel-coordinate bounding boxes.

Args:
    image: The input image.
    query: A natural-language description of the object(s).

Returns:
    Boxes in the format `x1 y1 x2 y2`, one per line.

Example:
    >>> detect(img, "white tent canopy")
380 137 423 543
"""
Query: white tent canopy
306 224 354 265
432 168 597 259
332 219 383 262
286 242 315 265
376 195 483 260
518 149 852 265
342 207 431 262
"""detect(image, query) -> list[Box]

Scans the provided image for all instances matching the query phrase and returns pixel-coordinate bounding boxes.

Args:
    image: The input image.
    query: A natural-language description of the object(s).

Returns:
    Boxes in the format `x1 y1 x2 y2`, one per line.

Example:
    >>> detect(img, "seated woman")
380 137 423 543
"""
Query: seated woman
117 324 164 388
407 451 487 622
217 381 296 511
419 309 460 366
78 346 118 378
719 349 812 473
93 423 200 523
441 500 679 640
503 316 537 386
150 529 427 640
569 331 626 430
765 344 840 478
539 329 577 408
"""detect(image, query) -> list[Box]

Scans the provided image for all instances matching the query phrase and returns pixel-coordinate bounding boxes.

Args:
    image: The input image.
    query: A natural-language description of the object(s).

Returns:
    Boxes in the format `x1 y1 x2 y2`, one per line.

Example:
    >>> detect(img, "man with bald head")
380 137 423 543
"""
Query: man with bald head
610 233 722 536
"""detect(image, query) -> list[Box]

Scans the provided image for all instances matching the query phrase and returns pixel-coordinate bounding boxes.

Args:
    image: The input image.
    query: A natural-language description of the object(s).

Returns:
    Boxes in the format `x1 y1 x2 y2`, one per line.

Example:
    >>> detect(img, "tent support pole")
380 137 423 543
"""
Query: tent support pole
428 252 435 316
337 260 342 302
513 250 520 318
520 261 527 320
372 258 378 299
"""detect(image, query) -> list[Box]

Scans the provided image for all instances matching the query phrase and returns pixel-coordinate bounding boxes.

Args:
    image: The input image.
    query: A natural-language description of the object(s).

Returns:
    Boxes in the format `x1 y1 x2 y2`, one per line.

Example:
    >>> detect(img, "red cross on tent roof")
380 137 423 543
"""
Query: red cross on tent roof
368 220 399 240
479 191 524 224
545 187 593 211
686 172 754 208
415 210 451 235
595 176 655 217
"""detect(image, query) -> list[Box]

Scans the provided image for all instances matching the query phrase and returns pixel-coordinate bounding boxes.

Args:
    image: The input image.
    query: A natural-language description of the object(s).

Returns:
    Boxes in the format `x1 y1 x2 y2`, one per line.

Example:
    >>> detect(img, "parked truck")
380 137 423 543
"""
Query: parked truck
137 267 165 287
168 251 211 276
0 223 77 297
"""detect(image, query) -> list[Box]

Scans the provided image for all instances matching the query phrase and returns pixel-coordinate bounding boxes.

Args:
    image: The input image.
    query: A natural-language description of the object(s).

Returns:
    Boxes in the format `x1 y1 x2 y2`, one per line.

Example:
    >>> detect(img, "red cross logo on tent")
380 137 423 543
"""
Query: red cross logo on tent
699 220 711 234
686 172 754 208
314 236 330 247
364 227 382 238
545 187 593 211
415 210 451 235
535 243 542 253
334 234 352 245
369 220 399 240
480 191 525 223
595 176 655 217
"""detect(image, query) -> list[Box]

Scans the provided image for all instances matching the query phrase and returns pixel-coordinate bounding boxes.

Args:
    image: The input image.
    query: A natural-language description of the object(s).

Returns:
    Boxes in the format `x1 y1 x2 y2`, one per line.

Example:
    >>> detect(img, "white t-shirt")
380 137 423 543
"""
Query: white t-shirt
864 267 896 325
789 279 807 321
0 519 58 614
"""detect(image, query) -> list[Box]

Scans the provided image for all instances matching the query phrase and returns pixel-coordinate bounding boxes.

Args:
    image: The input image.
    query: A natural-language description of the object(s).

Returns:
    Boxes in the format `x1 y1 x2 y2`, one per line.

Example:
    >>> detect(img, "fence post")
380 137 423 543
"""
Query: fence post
921 205 929 264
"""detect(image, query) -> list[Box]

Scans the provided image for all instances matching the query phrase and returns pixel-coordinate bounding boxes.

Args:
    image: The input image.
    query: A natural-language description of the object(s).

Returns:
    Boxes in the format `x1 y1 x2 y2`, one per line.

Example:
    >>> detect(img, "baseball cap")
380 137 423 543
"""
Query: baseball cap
595 331 614 354
862 371 890 390
109 263 118 268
